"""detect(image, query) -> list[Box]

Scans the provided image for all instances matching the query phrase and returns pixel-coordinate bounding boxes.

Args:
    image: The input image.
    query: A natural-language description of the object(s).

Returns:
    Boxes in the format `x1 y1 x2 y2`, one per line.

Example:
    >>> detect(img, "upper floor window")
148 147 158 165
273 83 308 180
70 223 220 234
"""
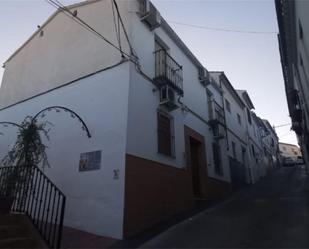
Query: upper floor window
251 145 256 158
213 142 223 175
157 111 175 157
282 146 286 151
241 146 246 164
247 108 252 125
299 19 303 40
232 141 237 159
225 99 231 113
271 138 274 147
300 53 304 67
154 39 183 95
237 114 241 125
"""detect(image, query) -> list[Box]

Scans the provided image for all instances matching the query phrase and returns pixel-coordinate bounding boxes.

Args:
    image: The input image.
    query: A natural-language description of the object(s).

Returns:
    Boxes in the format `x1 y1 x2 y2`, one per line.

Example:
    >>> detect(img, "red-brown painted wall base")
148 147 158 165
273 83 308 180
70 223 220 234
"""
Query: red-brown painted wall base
123 154 194 238
205 177 233 200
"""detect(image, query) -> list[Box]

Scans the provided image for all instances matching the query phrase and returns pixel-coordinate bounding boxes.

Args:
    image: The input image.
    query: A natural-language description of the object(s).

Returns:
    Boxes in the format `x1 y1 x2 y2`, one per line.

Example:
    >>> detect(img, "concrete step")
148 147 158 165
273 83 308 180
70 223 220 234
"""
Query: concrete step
0 237 39 249
0 214 26 226
0 214 47 249
0 225 27 240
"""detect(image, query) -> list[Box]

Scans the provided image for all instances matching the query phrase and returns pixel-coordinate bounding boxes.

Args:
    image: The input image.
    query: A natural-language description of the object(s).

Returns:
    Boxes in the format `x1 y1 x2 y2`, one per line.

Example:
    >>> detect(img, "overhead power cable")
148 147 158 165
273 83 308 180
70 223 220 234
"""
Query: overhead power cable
274 123 292 128
45 0 132 58
167 20 277 34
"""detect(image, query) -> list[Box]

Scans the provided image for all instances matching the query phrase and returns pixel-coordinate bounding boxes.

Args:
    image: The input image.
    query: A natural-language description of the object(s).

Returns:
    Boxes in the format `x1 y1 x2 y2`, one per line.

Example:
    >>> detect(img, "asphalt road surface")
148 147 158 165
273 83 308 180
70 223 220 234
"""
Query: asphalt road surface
141 166 309 248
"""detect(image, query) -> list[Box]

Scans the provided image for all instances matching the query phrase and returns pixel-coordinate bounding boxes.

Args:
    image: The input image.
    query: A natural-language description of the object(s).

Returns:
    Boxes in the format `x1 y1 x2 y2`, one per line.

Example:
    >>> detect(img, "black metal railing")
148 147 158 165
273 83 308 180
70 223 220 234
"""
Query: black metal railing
0 166 66 249
154 49 183 95
208 100 225 125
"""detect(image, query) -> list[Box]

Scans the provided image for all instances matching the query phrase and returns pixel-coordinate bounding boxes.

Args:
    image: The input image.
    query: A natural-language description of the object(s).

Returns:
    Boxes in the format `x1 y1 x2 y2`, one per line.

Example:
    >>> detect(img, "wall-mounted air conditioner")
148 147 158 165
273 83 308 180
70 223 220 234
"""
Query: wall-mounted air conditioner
198 67 210 84
139 0 161 30
213 125 225 139
160 85 179 111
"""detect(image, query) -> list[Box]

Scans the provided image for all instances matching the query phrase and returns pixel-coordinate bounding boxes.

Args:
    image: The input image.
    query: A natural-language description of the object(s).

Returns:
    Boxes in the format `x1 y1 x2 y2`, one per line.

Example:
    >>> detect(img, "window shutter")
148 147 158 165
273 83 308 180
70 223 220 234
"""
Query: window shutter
158 112 172 156
213 143 223 175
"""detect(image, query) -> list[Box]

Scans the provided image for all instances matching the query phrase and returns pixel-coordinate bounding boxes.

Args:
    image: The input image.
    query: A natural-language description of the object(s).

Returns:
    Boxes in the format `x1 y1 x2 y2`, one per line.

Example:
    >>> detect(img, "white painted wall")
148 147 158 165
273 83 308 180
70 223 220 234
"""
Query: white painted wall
126 0 231 182
0 63 130 239
0 0 131 109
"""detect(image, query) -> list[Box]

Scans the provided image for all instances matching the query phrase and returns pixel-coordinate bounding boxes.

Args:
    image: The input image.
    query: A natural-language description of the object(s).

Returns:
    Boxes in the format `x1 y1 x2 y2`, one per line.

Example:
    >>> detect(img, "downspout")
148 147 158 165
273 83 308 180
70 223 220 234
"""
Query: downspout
219 75 229 151
244 108 252 184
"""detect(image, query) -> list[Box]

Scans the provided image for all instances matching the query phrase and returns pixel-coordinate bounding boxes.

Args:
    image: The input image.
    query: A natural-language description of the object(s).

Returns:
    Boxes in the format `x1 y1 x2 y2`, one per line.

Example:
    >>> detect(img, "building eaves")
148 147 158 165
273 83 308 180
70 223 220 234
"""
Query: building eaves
3 0 101 65
236 90 255 110
262 119 278 138
160 19 203 69
279 142 299 148
209 72 245 109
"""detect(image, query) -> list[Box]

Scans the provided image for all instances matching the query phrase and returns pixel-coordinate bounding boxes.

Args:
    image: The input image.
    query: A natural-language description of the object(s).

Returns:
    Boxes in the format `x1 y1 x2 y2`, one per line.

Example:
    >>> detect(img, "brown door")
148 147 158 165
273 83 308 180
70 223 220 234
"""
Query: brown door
190 138 202 198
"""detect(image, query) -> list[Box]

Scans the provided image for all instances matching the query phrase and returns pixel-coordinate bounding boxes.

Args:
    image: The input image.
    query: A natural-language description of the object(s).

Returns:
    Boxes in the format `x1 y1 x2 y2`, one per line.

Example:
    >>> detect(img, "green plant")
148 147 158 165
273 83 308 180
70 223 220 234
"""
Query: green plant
0 106 91 203
0 117 51 200
2 116 51 168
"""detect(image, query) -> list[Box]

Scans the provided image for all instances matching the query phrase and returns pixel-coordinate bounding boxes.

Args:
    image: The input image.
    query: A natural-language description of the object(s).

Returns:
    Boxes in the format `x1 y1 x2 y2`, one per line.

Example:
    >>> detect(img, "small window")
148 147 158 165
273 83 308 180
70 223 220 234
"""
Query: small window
271 138 274 147
207 89 213 100
157 112 175 157
225 99 231 113
251 145 256 158
213 143 223 175
232 141 236 159
299 20 303 40
283 146 286 151
237 114 241 125
247 108 252 125
241 146 246 164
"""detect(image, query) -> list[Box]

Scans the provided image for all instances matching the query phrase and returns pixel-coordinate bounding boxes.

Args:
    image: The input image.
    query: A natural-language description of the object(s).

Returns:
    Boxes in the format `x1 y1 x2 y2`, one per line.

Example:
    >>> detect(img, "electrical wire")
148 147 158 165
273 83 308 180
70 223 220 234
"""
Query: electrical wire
111 0 138 59
111 0 123 57
167 20 277 35
45 0 132 58
274 123 291 128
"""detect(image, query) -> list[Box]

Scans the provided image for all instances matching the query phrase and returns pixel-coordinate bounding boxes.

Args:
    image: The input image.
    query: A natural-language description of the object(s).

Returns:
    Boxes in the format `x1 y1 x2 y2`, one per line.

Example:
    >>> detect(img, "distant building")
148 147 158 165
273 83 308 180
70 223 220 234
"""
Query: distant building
279 142 302 161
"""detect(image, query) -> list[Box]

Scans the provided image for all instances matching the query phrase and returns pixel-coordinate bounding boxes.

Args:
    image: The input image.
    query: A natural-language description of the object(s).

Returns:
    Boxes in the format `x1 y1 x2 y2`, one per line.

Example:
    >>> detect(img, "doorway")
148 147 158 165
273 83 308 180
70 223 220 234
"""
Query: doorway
189 137 202 198
184 126 207 199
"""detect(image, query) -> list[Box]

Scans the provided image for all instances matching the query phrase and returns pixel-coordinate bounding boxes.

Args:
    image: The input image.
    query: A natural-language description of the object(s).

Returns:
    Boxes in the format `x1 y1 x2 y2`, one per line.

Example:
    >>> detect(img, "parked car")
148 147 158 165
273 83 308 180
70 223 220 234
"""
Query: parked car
283 157 296 167
296 156 304 165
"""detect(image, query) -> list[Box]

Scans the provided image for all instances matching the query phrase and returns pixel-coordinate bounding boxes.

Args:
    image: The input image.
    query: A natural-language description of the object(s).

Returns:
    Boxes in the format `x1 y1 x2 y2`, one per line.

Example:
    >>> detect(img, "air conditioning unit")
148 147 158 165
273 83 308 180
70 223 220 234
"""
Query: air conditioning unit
139 0 161 30
198 67 210 84
160 85 179 111
213 125 225 139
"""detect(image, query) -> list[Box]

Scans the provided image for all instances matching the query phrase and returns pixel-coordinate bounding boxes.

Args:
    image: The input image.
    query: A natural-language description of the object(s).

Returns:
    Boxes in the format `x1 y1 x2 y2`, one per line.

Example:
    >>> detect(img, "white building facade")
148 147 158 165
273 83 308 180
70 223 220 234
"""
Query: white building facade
0 0 280 240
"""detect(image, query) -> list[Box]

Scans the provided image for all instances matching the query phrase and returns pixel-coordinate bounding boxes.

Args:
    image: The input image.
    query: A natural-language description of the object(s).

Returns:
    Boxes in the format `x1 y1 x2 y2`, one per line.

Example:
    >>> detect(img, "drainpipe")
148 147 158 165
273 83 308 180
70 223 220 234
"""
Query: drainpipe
218 75 229 152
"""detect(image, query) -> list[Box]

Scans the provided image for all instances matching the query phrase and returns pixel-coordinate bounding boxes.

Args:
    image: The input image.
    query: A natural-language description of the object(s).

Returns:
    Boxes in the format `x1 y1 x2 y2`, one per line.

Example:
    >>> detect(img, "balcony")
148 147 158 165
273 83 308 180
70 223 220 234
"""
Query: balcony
288 89 299 104
291 108 302 123
154 49 183 95
292 121 303 135
208 100 225 126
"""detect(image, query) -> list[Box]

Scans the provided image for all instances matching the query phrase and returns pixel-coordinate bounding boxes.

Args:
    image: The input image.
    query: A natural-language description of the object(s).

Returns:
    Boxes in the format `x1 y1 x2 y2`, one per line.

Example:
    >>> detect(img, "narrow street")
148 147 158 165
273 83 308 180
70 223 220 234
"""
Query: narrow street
141 166 309 248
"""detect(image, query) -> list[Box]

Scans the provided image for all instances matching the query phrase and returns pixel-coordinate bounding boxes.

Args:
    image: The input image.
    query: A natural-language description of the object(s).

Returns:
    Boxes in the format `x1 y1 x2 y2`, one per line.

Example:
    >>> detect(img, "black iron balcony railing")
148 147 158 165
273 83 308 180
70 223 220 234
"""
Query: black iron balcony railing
154 49 183 95
0 166 66 249
208 100 225 125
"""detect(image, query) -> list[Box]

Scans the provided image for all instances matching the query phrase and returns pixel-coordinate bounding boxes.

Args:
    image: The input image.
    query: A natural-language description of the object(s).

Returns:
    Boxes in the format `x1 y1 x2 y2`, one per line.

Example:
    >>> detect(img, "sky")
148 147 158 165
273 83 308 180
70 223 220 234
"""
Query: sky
0 0 298 145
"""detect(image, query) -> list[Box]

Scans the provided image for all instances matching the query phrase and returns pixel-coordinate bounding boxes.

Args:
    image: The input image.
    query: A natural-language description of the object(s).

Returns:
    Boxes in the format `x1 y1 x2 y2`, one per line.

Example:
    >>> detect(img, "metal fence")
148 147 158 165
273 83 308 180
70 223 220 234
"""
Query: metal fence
154 49 183 94
0 166 66 249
